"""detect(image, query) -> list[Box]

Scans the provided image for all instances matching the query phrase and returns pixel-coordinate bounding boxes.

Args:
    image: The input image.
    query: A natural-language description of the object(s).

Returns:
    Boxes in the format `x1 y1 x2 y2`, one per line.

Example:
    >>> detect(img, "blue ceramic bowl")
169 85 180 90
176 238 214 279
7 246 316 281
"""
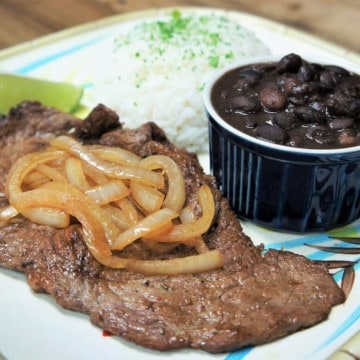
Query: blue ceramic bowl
203 55 360 232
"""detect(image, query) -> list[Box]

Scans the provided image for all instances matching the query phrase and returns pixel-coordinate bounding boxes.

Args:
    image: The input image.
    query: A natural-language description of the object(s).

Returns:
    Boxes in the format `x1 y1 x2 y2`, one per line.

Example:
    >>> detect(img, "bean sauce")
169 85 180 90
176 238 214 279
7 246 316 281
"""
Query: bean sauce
211 53 360 149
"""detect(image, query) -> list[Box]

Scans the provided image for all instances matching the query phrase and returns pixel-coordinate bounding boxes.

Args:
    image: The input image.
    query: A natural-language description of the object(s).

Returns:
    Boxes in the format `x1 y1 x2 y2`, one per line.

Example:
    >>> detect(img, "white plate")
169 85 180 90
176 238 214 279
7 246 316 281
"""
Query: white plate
1 7 360 360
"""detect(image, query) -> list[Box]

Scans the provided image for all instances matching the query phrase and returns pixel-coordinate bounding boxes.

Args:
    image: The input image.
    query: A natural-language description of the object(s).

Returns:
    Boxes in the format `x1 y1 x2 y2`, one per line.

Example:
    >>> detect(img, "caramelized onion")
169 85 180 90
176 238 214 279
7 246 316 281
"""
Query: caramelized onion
51 136 164 188
94 249 223 275
36 163 67 183
130 181 165 214
142 221 173 240
65 157 89 190
0 205 18 221
13 182 112 257
140 155 186 212
114 197 139 226
148 185 215 242
4 136 221 275
103 204 131 231
22 170 48 188
89 145 142 165
22 207 70 228
5 150 65 202
111 208 178 250
85 180 129 205
82 161 109 185
179 206 209 253
179 205 196 224
124 250 223 275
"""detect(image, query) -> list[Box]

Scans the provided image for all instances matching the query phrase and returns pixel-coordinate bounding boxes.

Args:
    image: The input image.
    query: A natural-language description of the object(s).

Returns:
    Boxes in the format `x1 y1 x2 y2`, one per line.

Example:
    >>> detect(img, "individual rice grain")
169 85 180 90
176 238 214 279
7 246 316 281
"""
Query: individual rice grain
92 10 270 153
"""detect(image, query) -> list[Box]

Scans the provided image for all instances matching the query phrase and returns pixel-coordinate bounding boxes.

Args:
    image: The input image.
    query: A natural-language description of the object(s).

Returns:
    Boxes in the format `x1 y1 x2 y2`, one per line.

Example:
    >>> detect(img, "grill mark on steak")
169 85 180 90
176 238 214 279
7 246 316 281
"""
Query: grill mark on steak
0 102 345 353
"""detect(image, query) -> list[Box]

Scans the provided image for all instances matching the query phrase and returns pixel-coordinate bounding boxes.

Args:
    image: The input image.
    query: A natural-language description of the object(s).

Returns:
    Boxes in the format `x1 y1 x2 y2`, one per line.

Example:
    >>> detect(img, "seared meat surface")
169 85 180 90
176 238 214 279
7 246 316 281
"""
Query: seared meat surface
0 102 344 353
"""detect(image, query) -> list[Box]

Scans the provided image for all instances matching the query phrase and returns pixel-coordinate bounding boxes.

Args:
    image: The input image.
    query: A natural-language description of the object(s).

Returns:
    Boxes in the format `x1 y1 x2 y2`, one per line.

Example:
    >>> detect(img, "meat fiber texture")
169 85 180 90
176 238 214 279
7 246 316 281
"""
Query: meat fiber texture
0 102 344 353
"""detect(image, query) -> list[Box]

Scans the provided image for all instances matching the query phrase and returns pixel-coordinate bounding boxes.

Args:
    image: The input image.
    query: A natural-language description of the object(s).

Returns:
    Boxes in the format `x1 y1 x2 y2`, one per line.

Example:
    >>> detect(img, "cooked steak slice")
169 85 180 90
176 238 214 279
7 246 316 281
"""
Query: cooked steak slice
0 102 344 353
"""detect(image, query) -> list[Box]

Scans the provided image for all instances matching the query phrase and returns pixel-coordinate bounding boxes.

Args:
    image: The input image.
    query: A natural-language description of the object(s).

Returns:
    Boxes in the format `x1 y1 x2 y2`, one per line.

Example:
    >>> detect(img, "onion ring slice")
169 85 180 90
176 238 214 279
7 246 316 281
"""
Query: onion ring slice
111 207 178 250
147 184 215 243
140 155 186 212
12 182 112 257
51 136 164 188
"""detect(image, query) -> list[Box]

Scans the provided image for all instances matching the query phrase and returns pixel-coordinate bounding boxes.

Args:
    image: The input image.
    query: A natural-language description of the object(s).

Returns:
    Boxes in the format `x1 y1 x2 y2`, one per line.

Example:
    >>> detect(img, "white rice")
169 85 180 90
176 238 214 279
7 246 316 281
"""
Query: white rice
92 10 269 153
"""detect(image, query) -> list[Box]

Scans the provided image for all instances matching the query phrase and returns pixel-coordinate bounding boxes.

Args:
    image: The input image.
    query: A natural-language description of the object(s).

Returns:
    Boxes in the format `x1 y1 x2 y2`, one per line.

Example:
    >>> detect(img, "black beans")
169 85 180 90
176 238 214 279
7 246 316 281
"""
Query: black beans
272 112 299 130
328 118 354 130
234 70 262 91
211 53 360 149
259 86 287 111
278 74 302 94
255 124 287 144
298 63 316 82
277 53 302 74
231 95 260 113
324 65 349 77
306 125 338 145
326 93 360 117
294 106 325 124
320 71 338 89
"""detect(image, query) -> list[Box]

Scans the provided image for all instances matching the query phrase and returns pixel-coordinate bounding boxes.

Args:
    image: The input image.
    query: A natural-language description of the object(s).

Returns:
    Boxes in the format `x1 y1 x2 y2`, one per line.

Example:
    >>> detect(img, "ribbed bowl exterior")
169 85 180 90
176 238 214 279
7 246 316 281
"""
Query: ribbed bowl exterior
208 115 360 232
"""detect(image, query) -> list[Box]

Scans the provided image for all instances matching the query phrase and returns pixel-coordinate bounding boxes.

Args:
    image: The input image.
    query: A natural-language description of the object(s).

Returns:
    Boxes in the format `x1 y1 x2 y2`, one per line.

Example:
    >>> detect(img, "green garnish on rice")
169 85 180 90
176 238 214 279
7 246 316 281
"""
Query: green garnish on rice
92 10 269 153
113 10 258 69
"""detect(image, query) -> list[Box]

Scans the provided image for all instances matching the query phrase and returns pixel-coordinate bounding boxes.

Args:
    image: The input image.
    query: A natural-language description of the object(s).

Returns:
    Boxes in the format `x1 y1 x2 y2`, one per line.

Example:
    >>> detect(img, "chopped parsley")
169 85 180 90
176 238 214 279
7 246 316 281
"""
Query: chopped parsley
112 9 269 87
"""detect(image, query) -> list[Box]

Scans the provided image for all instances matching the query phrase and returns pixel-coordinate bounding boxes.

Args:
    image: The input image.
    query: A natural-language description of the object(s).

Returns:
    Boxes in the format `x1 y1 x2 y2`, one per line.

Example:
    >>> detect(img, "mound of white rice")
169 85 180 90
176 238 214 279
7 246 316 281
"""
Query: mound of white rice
93 10 269 153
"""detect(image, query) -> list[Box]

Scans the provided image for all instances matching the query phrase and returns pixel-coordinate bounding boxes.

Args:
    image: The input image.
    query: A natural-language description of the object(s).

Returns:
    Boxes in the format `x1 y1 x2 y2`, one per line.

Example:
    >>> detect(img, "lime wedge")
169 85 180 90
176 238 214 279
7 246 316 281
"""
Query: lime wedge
0 73 84 114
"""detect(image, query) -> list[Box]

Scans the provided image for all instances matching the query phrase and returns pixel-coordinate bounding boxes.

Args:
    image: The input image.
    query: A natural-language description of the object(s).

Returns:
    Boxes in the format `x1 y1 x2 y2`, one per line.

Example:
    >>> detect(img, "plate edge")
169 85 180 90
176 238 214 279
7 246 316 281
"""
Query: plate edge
0 6 359 63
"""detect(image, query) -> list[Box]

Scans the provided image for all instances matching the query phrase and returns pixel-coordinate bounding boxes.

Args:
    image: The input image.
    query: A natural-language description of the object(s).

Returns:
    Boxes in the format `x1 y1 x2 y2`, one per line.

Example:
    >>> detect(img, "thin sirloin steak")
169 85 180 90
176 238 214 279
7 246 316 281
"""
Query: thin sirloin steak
0 102 344 353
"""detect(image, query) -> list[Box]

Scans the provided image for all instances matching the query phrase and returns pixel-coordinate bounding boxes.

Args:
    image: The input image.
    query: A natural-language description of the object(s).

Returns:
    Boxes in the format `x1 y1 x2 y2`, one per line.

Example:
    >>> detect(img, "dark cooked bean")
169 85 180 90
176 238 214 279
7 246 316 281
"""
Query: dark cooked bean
309 100 327 112
277 53 302 74
329 118 354 130
234 69 261 91
231 95 260 112
339 129 359 146
277 74 302 94
294 106 326 123
259 86 287 111
307 125 338 145
272 112 299 129
289 82 317 96
326 93 360 117
320 71 338 89
255 124 287 143
325 65 350 76
313 131 338 145
306 124 327 137
298 63 316 82
338 79 360 98
288 96 306 106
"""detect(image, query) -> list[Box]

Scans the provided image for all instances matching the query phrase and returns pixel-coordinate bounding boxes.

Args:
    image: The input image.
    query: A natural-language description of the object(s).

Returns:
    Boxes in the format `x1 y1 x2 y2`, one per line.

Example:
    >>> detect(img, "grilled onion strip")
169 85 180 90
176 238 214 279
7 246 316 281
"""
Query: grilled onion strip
140 155 186 212
148 185 215 243
4 136 223 275
0 205 18 221
51 135 164 188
